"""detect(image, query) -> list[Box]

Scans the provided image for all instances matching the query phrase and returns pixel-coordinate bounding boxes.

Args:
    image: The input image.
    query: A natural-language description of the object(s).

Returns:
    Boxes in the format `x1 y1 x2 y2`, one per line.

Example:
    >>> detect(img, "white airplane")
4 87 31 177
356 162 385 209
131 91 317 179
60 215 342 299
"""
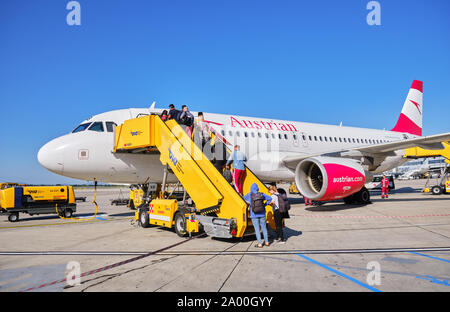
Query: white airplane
38 80 450 203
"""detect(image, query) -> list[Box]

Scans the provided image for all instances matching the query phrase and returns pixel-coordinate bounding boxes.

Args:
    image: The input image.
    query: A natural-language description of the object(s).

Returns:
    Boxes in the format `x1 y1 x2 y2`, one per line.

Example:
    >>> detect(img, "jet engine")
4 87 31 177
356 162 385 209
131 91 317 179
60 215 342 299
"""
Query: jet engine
294 157 366 201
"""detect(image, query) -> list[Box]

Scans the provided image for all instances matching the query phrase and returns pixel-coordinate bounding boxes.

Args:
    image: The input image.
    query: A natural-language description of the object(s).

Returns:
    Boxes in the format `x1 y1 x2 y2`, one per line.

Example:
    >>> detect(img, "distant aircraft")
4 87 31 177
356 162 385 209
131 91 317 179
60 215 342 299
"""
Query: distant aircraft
397 157 448 180
38 80 450 204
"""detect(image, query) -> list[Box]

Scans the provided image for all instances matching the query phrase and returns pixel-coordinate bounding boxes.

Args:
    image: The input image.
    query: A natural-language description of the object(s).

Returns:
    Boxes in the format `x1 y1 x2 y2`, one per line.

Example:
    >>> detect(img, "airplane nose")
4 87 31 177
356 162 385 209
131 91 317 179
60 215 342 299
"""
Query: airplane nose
37 139 65 174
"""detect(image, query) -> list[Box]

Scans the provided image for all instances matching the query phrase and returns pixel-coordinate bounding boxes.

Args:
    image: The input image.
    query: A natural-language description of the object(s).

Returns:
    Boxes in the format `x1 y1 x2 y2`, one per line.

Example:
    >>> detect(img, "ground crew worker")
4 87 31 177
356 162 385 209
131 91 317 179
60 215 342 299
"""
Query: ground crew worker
226 145 247 195
304 196 312 206
381 175 390 198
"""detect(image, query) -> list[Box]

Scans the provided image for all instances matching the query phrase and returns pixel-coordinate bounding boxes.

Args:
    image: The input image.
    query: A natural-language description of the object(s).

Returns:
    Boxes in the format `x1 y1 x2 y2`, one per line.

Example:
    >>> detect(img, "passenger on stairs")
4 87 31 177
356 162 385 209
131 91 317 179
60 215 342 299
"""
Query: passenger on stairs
167 104 180 122
243 183 272 248
161 110 168 121
179 105 195 138
194 112 210 150
226 145 247 195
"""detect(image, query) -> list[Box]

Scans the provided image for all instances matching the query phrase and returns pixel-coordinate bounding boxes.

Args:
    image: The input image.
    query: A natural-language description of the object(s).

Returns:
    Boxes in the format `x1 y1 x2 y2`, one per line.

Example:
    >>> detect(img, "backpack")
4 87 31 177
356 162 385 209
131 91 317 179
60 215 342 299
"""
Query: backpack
251 192 266 214
276 193 291 213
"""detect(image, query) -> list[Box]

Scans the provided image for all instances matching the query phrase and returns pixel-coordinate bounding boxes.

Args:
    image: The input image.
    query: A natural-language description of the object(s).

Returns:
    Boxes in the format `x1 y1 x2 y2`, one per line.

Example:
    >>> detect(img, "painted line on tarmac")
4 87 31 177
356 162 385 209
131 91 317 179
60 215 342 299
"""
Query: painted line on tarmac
296 253 382 292
295 213 450 219
0 215 131 229
409 252 450 264
22 233 206 292
3 247 450 256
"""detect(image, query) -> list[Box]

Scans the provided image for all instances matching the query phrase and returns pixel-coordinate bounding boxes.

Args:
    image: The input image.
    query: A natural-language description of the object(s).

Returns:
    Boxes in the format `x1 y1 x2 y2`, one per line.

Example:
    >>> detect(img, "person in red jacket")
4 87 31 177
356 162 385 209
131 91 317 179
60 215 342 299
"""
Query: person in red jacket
381 175 390 199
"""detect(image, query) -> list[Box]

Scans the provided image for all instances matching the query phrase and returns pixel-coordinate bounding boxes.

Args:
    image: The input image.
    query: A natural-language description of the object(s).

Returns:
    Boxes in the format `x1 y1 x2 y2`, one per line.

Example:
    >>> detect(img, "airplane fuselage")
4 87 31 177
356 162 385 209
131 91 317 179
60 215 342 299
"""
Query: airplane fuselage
38 108 411 184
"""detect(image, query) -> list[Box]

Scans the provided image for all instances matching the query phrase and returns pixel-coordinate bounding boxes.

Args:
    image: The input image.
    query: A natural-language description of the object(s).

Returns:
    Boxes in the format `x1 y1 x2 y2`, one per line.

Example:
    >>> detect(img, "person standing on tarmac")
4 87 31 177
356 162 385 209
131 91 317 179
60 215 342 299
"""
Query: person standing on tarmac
243 183 272 248
268 186 286 243
381 175 390 199
226 145 247 195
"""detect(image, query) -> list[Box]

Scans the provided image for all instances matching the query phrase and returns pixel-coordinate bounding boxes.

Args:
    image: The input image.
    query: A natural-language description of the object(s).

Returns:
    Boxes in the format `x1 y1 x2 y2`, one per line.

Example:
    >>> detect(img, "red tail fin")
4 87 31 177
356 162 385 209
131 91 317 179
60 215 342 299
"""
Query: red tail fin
391 80 423 136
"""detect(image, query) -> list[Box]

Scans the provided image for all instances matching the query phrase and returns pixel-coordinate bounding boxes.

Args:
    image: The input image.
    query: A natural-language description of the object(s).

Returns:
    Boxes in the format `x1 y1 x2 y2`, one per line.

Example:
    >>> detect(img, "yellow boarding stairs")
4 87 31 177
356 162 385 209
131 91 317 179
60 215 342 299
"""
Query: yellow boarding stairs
114 114 275 238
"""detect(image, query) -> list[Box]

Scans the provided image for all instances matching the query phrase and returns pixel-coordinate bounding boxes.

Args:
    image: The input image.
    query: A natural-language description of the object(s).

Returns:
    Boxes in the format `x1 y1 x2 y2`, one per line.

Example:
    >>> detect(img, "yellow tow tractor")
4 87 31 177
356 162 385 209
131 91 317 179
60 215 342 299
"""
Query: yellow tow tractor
0 185 77 222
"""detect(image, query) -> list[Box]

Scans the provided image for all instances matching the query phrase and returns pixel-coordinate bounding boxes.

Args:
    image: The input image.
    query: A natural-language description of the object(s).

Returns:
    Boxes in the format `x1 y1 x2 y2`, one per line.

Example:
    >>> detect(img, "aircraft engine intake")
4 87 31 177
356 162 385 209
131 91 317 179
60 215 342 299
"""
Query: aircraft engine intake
294 157 366 201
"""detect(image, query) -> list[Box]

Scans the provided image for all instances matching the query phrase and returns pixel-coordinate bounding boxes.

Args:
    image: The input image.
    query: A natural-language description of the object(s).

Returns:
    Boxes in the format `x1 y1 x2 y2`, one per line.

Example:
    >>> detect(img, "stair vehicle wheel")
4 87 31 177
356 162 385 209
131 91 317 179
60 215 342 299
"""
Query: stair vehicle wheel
64 209 73 218
139 208 150 228
174 212 187 237
130 200 135 210
431 186 442 195
8 213 19 222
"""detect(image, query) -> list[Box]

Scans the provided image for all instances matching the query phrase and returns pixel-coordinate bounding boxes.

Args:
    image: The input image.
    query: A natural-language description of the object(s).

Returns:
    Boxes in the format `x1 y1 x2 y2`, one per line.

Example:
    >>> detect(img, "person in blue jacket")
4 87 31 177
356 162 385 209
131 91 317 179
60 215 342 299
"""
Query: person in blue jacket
243 183 272 248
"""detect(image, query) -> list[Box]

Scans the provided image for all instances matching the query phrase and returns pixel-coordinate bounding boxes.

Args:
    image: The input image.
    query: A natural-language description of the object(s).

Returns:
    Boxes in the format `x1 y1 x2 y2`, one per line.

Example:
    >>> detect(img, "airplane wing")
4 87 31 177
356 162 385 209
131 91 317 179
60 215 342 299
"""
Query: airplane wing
283 132 450 170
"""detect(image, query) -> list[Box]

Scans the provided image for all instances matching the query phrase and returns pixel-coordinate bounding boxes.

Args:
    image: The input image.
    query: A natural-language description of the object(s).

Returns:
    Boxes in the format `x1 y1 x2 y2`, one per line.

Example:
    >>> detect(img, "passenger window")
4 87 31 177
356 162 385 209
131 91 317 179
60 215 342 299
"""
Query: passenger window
72 122 92 133
343 138 347 143
319 136 322 141
236 131 240 137
106 122 117 133
265 133 269 139
293 134 298 140
229 131 233 136
221 130 225 136
278 134 282 139
272 133 275 139
244 132 248 138
314 136 317 141
324 137 328 142
251 132 255 138
284 134 288 140
339 138 342 142
309 136 312 141
88 122 104 132
258 132 262 138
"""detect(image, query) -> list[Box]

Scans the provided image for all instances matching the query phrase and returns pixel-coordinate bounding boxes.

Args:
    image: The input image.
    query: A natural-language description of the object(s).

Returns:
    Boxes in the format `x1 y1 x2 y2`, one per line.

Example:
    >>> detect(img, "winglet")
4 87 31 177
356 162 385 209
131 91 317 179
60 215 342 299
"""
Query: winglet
391 80 423 136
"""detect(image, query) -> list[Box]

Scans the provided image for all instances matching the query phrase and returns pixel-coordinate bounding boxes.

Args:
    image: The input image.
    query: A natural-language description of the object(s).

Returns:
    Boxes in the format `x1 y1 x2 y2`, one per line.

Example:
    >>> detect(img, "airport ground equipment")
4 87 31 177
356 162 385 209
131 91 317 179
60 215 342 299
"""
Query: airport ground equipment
404 141 450 164
289 182 300 194
114 114 275 238
423 166 450 195
0 185 77 222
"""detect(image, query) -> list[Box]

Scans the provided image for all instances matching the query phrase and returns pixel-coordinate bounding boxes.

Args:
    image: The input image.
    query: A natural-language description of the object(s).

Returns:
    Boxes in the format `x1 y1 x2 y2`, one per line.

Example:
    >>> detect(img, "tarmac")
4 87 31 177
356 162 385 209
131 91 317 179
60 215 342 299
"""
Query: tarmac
0 179 449 292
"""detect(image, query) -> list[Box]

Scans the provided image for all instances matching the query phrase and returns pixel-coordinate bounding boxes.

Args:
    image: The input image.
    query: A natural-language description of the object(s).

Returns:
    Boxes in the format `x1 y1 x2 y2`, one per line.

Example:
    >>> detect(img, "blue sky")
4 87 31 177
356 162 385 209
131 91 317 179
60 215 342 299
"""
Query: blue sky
0 0 449 184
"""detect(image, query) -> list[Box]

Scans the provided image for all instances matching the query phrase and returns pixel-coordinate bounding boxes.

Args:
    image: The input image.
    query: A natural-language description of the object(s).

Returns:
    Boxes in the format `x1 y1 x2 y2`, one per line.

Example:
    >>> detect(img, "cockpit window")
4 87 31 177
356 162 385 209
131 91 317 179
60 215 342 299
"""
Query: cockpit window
72 123 92 133
106 122 117 133
88 122 104 132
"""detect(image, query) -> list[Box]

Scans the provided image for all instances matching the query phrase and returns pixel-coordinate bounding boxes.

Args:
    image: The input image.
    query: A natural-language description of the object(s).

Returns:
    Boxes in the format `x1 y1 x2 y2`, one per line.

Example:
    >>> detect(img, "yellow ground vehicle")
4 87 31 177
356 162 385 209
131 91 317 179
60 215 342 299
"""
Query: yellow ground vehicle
0 185 76 222
289 182 300 194
114 114 275 238
404 141 450 195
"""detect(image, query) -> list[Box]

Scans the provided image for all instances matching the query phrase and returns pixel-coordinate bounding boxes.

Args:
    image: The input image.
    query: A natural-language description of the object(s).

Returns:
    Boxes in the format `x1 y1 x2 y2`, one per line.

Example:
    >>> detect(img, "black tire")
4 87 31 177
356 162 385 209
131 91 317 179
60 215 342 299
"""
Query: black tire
431 186 442 195
343 194 355 205
64 209 73 218
8 213 19 222
139 208 150 228
130 200 135 210
174 212 187 237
